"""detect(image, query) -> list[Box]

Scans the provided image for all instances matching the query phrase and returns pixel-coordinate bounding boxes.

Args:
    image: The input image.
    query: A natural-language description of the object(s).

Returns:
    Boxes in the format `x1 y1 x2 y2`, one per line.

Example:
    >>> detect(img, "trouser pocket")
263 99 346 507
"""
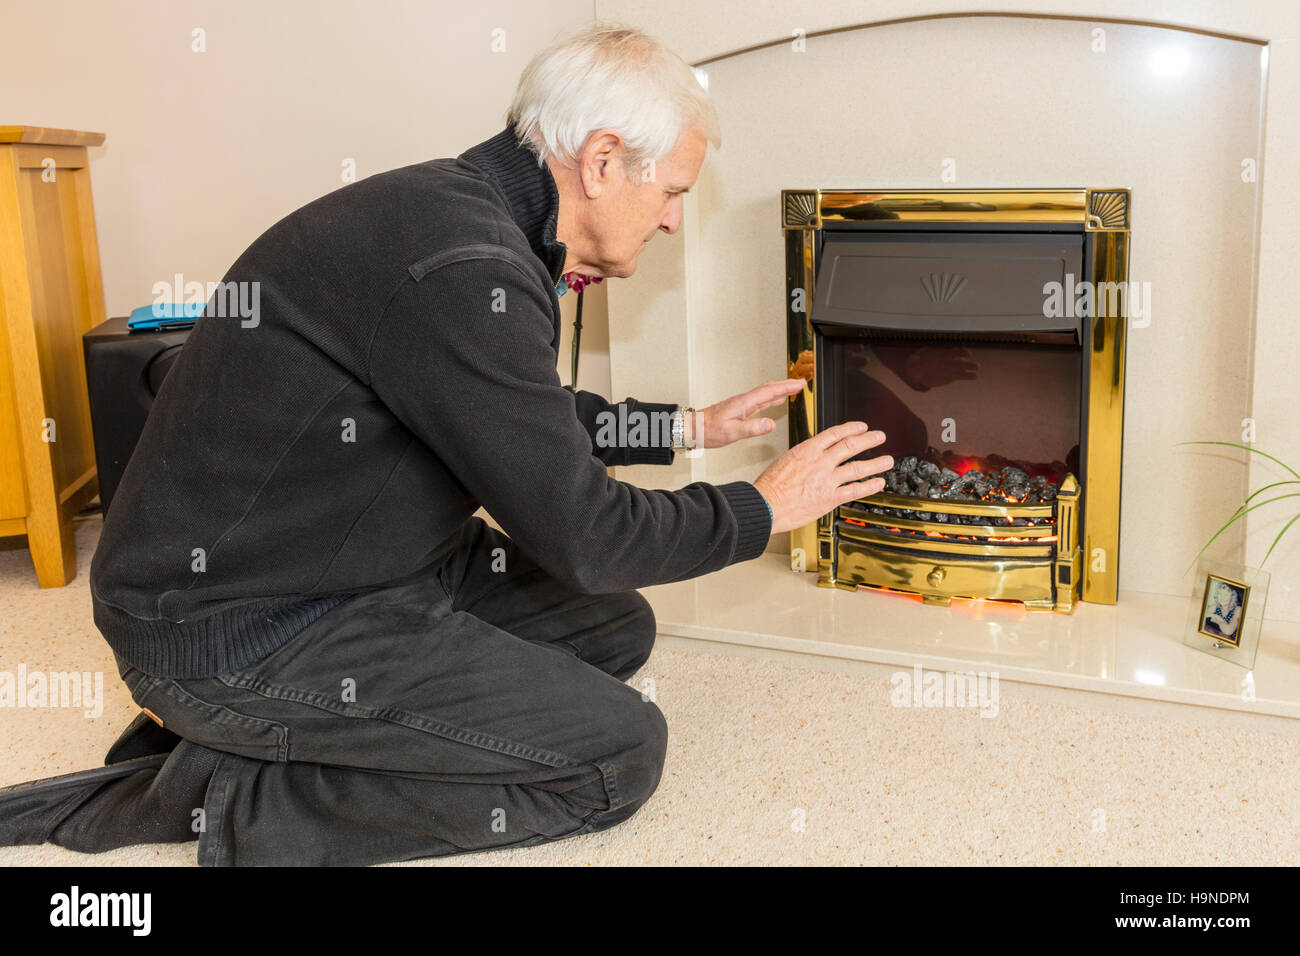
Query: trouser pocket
129 675 290 763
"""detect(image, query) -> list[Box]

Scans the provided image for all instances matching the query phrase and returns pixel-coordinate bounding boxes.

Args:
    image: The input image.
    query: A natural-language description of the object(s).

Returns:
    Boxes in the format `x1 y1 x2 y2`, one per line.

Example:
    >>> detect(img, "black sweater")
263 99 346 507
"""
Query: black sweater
89 124 773 678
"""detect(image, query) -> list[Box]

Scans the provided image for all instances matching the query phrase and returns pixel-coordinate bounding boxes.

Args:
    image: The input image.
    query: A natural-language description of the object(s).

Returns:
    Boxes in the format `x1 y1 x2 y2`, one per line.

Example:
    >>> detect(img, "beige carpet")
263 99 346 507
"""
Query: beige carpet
2 516 1297 866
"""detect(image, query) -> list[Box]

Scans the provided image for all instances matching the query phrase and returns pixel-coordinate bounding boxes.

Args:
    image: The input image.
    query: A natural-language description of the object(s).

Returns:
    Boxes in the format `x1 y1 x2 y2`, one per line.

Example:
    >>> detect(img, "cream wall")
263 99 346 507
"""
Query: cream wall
0 0 596 328
599 0 1300 623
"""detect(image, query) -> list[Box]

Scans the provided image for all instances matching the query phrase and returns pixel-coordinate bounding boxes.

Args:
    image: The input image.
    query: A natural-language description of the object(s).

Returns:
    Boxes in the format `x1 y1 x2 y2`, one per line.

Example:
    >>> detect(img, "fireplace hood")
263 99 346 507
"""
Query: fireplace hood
811 233 1084 339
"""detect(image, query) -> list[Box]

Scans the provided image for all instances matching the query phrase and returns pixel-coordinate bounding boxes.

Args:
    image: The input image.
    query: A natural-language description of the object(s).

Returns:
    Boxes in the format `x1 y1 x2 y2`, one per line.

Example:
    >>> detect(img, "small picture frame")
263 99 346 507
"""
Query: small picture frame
1184 558 1269 670
1197 573 1249 646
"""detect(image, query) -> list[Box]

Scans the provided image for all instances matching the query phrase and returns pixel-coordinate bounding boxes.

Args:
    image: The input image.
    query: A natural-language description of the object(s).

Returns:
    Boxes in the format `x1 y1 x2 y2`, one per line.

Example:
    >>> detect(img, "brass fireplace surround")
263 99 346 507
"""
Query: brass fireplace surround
783 188 1131 611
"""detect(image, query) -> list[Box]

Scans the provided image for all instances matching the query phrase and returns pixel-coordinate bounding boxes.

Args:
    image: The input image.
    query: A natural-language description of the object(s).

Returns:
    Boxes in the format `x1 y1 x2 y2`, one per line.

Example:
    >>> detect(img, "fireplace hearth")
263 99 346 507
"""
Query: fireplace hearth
783 189 1131 612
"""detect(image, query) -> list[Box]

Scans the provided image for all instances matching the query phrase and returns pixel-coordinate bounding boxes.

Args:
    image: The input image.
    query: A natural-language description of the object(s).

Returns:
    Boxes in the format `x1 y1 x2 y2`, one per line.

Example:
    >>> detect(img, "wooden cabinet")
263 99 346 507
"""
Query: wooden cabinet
0 126 106 587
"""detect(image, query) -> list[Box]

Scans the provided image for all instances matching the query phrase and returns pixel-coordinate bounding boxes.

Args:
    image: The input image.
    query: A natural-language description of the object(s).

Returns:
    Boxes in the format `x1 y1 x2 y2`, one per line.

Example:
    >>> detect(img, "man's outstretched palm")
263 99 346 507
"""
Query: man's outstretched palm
687 378 807 449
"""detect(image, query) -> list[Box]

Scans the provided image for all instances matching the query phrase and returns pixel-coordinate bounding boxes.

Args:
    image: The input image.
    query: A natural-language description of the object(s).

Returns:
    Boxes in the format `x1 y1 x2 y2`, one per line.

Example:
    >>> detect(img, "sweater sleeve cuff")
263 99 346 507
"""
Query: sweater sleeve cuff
626 400 678 466
717 480 773 564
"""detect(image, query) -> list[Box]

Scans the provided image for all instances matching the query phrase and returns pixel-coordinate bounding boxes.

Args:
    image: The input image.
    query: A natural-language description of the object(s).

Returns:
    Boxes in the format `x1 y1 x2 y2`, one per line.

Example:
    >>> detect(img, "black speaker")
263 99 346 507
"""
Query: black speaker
83 316 193 516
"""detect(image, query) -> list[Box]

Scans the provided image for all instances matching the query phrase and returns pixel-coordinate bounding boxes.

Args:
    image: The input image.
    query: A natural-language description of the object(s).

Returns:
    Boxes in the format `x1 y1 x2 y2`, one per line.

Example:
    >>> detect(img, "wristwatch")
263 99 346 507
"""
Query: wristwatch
671 407 695 449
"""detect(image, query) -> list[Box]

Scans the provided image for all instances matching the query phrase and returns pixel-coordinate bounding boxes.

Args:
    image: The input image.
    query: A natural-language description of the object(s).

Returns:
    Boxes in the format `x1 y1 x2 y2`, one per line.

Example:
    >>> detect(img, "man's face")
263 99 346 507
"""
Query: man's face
582 127 707 278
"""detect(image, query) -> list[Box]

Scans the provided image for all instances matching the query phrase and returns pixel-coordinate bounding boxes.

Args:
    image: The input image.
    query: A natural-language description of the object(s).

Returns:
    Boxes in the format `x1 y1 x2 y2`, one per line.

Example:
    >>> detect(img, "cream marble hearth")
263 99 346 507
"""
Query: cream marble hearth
591 7 1299 722
640 554 1300 722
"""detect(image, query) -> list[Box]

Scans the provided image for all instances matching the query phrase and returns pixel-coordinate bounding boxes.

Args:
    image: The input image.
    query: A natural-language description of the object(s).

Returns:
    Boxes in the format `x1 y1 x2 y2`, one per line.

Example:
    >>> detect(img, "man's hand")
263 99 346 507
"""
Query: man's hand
753 422 893 534
686 378 807 450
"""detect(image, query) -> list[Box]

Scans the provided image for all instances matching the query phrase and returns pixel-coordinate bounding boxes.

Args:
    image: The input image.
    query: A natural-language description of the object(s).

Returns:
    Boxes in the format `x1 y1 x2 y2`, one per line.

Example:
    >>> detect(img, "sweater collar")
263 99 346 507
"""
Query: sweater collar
459 125 568 287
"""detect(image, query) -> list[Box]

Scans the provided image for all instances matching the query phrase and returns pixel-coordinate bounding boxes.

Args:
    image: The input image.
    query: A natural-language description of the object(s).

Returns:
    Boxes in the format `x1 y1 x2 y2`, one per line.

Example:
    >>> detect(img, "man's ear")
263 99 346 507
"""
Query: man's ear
579 130 624 199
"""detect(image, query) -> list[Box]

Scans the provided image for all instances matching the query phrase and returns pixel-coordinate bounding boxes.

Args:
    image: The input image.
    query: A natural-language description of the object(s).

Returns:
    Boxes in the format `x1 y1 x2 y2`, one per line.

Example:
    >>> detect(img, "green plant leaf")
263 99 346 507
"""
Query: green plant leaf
1179 441 1300 572
1184 493 1300 576
1260 513 1300 570
1233 480 1300 517
1175 440 1300 481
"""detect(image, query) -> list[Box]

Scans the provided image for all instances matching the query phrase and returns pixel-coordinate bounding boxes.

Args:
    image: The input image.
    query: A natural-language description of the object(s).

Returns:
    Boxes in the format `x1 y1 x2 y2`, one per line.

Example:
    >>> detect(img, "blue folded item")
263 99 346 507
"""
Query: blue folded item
127 302 204 331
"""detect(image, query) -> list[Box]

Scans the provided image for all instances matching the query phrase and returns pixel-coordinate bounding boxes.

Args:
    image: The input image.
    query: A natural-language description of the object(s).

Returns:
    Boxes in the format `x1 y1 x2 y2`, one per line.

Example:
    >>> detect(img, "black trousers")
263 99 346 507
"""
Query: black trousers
70 516 667 866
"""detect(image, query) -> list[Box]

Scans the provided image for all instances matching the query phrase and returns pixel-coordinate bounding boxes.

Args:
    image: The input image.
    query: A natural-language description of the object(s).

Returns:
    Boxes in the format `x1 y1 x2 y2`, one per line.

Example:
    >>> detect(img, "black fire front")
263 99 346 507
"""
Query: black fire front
812 231 1088 514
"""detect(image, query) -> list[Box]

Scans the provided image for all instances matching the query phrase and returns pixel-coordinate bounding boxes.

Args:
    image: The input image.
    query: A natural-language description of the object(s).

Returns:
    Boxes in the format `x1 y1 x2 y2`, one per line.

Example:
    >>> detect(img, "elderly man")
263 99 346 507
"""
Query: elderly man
1 23 890 865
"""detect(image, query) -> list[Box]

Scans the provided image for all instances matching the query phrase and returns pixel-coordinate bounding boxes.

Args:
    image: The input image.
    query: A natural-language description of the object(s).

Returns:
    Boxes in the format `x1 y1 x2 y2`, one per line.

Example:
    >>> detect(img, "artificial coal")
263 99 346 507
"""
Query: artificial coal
866 455 1061 527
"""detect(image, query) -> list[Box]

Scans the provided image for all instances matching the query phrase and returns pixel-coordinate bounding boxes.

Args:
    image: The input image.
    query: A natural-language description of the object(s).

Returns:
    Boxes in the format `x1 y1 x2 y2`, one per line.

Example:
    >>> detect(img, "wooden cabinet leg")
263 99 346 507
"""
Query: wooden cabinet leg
25 501 76 587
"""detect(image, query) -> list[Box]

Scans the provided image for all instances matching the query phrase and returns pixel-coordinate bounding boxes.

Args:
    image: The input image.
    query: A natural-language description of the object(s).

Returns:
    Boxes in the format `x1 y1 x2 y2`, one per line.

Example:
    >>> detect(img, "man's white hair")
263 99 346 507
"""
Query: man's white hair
507 22 721 176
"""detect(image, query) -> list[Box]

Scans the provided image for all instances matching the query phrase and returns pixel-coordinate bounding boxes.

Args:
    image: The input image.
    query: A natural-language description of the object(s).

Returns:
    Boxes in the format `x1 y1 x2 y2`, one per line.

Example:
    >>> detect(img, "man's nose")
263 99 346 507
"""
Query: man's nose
660 197 683 235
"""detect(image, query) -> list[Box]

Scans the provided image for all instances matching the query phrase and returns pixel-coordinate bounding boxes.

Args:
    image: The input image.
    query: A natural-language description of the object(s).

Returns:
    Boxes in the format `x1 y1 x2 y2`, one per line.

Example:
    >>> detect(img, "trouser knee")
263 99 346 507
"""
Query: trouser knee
599 591 659 682
597 696 668 817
